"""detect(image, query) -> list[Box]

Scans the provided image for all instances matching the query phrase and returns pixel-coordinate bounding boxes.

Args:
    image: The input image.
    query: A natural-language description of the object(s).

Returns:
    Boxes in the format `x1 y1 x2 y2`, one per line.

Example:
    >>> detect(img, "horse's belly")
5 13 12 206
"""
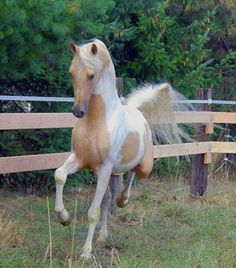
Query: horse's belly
112 118 153 177
112 156 142 175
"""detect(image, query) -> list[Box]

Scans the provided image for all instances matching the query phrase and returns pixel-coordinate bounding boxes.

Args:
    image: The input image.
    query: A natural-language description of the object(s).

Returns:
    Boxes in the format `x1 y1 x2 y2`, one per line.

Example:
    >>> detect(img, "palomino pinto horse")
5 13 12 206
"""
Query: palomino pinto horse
54 39 188 258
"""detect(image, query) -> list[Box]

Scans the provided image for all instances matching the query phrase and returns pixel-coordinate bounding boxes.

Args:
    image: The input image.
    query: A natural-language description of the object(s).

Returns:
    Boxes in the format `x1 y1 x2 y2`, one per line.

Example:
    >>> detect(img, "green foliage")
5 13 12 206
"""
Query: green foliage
150 157 191 180
70 0 115 38
0 0 71 80
111 0 235 99
0 0 115 193
126 3 220 97
0 0 235 192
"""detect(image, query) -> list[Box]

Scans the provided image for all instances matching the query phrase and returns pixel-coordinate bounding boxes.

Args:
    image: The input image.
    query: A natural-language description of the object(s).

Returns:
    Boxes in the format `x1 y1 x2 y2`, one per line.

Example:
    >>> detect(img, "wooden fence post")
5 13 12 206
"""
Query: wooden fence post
190 88 212 197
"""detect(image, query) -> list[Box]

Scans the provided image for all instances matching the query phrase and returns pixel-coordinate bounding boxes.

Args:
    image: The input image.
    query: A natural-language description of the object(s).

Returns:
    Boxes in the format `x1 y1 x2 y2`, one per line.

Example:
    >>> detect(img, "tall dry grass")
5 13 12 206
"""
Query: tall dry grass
0 211 26 250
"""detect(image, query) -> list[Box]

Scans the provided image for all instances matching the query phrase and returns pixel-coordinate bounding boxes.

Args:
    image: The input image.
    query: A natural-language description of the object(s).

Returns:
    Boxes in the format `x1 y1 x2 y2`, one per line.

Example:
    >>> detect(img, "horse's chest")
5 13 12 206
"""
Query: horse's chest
72 121 110 170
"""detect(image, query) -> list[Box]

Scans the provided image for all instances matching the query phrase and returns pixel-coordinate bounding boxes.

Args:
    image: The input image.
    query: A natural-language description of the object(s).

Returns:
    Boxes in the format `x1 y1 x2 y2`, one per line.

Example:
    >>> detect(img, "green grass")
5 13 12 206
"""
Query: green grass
1 178 236 268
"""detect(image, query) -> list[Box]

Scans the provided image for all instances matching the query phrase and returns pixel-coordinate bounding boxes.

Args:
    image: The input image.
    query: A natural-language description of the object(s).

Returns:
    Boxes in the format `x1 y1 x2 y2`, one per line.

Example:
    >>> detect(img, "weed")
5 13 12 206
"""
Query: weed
1 177 236 267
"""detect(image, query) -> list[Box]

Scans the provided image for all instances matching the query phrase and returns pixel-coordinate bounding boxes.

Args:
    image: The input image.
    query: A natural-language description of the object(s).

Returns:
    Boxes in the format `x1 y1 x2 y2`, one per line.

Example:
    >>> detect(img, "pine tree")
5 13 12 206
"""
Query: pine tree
0 0 116 193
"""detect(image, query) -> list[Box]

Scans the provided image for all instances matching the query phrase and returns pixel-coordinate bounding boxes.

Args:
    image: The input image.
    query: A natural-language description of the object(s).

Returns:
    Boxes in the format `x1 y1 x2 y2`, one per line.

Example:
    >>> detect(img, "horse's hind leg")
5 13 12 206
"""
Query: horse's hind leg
117 171 135 208
110 174 123 215
97 174 123 244
54 152 79 226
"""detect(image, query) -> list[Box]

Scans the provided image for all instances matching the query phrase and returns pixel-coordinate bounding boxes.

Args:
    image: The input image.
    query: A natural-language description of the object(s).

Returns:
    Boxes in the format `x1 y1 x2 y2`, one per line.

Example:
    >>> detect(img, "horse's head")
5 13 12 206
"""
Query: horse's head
69 40 111 118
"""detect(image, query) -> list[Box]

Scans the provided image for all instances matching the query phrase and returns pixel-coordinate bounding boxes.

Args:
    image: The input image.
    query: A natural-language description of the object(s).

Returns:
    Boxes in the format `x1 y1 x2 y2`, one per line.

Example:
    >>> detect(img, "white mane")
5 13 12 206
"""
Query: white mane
79 39 109 70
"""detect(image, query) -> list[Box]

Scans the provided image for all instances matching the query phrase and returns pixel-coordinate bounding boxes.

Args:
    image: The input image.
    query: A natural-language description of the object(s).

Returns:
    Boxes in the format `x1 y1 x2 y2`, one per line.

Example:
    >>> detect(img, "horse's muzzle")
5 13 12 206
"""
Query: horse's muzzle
72 106 87 118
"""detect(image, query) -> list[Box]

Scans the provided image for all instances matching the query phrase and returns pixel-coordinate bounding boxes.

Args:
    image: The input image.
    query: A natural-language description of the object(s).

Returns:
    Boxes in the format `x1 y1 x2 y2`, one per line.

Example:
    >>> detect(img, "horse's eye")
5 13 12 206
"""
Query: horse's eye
88 74 94 80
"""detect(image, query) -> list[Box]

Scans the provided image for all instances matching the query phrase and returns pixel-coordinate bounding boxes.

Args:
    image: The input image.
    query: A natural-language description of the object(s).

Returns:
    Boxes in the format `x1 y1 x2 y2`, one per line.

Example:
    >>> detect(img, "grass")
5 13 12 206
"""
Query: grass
1 177 236 268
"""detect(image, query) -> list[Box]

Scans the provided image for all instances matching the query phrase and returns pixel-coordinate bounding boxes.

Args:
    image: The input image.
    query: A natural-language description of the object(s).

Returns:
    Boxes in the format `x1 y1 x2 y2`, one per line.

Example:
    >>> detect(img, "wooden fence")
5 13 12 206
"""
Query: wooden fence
0 83 236 197
0 110 235 174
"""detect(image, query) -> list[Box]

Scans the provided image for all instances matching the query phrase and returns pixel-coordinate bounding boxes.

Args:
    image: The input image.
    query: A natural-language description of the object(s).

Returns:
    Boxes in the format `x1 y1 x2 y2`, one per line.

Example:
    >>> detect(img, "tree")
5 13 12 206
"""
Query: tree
1 0 235 192
167 0 236 99
123 2 218 97
0 0 116 193
0 0 72 80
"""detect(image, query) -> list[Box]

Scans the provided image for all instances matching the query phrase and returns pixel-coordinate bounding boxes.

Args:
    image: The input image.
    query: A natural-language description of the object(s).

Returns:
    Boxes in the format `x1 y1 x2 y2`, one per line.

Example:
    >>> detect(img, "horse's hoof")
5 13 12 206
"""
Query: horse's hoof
58 209 71 226
80 252 91 261
96 234 108 245
60 217 71 226
116 195 128 208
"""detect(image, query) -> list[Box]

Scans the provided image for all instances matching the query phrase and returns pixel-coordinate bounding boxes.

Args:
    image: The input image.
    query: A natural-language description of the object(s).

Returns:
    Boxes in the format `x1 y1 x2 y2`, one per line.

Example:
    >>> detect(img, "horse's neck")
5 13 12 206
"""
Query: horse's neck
92 64 122 118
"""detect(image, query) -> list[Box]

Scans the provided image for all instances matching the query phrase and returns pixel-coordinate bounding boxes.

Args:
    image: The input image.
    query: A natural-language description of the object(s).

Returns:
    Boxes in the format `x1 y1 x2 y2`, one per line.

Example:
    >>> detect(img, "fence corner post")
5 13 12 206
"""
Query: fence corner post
190 88 212 197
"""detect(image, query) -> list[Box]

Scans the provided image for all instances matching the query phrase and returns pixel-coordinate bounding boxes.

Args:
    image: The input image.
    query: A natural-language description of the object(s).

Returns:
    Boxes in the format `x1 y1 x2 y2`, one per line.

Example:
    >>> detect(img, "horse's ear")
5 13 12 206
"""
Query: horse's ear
70 42 77 53
91 43 97 55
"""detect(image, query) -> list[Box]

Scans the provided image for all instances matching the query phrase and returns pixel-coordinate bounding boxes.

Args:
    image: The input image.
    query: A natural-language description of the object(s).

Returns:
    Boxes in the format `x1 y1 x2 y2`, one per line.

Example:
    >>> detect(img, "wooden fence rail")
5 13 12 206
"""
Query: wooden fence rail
0 111 235 175
1 141 235 174
1 111 236 130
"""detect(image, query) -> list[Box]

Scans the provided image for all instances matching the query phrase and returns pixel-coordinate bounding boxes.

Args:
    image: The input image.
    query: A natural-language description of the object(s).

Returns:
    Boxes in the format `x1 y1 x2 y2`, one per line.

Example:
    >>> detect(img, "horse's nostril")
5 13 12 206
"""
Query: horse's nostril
72 107 85 118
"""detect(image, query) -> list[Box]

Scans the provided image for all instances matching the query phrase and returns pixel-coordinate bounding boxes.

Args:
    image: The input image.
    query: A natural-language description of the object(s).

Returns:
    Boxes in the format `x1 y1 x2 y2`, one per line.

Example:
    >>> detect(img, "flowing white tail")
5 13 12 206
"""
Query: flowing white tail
127 83 192 144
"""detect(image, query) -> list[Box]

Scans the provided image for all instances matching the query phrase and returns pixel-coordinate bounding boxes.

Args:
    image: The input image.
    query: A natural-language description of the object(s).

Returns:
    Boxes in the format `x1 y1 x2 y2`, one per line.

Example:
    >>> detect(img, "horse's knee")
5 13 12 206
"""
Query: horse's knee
54 167 67 185
134 162 153 178
88 207 101 224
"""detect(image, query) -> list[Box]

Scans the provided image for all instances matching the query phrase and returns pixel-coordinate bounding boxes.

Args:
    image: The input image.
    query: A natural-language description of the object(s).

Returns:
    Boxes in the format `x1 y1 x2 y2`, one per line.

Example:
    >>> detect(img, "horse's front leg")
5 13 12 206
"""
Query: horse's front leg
81 162 113 259
97 174 123 244
96 186 111 244
54 152 79 225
